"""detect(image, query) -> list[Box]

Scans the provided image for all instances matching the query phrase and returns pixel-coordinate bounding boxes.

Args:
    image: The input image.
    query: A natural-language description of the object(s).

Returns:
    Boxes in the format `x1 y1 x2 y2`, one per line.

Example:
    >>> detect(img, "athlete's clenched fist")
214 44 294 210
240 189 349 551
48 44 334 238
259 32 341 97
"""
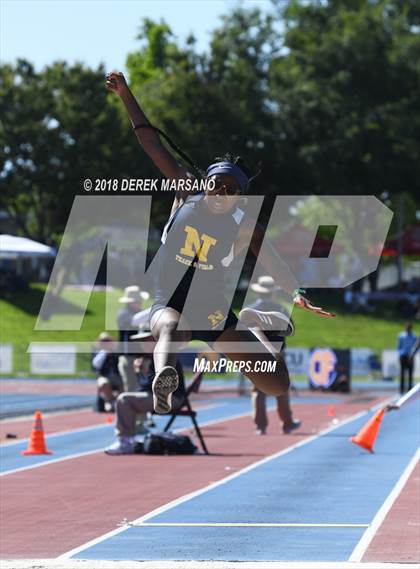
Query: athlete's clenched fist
106 71 128 95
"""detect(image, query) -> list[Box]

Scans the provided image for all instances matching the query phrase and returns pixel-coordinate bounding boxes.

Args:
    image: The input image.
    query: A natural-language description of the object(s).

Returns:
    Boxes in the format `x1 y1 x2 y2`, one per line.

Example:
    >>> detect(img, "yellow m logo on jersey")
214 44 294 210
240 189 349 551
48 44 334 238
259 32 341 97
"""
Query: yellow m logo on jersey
180 225 217 262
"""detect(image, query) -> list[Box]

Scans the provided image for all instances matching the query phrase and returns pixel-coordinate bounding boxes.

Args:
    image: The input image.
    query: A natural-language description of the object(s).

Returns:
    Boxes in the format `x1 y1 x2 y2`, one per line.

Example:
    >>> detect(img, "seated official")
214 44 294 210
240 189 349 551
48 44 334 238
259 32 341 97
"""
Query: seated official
104 358 186 455
92 332 123 412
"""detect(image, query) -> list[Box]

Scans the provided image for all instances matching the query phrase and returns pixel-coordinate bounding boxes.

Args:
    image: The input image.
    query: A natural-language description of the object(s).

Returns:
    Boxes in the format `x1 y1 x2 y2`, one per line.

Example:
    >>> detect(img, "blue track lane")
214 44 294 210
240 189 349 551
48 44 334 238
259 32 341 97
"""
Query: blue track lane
1 396 274 473
0 393 94 418
72 401 419 562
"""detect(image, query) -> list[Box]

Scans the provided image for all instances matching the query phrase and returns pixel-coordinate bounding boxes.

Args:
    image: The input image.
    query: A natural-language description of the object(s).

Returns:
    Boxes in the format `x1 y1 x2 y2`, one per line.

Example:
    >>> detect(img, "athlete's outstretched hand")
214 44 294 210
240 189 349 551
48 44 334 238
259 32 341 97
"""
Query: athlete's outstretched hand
293 294 336 318
106 71 128 96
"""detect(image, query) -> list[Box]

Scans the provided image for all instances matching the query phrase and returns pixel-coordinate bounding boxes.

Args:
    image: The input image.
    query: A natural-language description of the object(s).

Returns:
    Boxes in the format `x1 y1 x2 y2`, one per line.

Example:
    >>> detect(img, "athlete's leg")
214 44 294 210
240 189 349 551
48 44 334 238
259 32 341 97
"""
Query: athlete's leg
249 329 297 429
150 307 192 370
150 307 192 413
212 327 290 396
239 308 294 337
237 312 300 431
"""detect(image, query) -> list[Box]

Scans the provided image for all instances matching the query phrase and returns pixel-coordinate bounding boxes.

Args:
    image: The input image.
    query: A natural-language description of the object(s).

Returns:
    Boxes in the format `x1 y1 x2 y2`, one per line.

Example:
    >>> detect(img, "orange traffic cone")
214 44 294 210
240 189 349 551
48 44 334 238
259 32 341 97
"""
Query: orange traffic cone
327 405 336 418
21 411 52 455
350 408 385 453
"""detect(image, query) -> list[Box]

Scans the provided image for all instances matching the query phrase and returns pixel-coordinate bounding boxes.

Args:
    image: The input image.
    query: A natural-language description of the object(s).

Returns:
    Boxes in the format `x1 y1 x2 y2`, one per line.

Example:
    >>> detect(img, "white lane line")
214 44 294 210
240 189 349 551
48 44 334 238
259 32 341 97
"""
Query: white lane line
0 449 106 477
57 406 377 560
0 407 93 424
192 403 224 411
120 522 369 528
1 561 415 569
348 447 420 562
0 404 222 448
1 422 112 448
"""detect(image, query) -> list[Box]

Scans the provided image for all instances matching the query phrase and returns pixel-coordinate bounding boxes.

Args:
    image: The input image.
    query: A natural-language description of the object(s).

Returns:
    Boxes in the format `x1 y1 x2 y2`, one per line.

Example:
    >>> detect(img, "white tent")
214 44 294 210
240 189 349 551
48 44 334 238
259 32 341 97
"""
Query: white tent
0 234 56 259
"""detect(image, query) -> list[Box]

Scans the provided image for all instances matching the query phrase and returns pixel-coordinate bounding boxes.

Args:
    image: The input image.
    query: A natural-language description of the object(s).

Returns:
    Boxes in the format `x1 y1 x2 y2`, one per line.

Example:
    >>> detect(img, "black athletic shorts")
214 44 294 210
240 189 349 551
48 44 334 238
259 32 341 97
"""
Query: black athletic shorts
150 294 238 346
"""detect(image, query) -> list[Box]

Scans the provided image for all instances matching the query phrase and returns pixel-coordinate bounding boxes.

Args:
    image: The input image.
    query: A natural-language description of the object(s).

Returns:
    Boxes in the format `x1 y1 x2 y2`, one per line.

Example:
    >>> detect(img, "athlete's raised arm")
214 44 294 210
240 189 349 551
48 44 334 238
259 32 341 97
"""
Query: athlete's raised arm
106 71 189 182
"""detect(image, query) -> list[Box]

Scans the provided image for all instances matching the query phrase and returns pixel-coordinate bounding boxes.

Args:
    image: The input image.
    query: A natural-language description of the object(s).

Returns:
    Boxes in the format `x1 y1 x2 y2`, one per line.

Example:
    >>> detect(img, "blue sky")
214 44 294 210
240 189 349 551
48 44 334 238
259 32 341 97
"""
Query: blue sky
1 0 274 72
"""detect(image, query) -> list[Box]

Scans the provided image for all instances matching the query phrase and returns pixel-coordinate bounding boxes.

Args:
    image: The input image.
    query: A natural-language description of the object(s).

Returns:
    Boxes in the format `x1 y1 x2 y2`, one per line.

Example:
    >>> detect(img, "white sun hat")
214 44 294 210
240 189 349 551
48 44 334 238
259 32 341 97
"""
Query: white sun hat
118 285 150 303
250 276 281 295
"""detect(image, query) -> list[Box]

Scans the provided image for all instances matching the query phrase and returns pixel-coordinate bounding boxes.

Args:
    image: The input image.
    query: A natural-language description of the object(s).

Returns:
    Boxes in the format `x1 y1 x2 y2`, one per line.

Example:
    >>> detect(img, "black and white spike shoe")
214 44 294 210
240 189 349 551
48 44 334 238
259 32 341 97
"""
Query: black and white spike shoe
152 366 179 414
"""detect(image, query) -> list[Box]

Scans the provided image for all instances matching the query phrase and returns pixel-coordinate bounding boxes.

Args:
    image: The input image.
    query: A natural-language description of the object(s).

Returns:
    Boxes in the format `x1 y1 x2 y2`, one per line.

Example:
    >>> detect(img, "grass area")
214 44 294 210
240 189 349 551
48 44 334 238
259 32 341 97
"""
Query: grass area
0 284 124 375
0 284 404 376
1 284 122 344
287 308 400 351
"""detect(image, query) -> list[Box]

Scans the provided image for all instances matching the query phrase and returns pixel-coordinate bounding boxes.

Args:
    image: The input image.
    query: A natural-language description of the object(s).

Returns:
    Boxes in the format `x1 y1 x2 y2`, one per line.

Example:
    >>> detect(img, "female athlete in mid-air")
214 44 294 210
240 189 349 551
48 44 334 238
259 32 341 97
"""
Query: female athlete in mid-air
106 71 335 414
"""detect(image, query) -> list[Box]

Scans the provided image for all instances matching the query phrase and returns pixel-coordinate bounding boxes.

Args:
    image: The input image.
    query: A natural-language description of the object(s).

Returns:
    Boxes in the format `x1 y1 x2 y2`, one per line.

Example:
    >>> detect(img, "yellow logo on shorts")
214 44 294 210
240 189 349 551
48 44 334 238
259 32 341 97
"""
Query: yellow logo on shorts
208 310 225 328
180 225 217 263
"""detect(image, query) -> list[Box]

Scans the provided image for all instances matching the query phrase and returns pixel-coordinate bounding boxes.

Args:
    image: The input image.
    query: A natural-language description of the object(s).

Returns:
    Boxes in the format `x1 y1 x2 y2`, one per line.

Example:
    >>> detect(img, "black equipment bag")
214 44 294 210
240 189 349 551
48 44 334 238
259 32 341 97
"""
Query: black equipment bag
142 432 197 455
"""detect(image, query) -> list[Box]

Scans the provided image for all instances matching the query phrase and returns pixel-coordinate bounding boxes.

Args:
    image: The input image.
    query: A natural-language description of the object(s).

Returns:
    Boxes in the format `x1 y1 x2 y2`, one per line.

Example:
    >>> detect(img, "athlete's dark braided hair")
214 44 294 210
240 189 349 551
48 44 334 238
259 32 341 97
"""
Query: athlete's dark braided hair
213 152 262 192
134 125 261 190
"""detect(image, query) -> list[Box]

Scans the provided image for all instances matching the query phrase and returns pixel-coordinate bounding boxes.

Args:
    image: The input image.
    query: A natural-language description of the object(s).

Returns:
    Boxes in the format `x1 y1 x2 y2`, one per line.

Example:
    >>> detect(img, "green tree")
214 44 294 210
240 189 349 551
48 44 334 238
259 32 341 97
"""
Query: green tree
0 60 135 241
268 0 420 204
125 10 279 182
2 1 419 242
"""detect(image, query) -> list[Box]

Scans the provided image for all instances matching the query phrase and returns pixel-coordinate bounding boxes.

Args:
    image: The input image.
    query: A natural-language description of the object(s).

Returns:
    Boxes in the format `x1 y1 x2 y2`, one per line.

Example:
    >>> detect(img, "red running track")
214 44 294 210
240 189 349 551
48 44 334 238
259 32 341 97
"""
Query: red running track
1 393 390 559
362 460 420 563
0 380 96 395
1 409 111 443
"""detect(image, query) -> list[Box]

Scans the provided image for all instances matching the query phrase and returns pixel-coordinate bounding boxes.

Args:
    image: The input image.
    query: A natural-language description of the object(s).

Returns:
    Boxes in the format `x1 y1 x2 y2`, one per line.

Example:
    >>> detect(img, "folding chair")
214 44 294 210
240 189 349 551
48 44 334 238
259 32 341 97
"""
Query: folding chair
159 371 209 454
